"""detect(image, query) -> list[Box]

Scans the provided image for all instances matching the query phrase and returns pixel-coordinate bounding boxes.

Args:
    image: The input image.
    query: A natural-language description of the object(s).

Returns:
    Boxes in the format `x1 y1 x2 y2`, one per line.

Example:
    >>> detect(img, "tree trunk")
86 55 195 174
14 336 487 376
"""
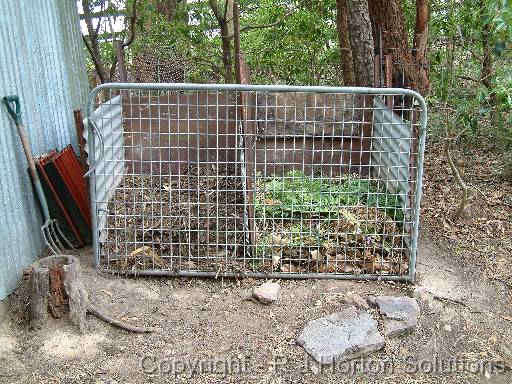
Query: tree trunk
82 0 107 83
220 23 234 83
336 0 355 85
368 0 430 95
480 0 497 126
27 255 154 333
345 0 374 87
151 0 180 21
209 0 234 83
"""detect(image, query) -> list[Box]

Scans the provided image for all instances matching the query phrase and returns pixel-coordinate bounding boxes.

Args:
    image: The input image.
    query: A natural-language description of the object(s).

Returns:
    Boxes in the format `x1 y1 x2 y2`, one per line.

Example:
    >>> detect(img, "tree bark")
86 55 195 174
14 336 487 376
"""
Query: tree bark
345 0 374 87
336 0 355 85
29 263 49 329
27 255 154 333
209 0 235 83
29 255 87 330
368 0 430 95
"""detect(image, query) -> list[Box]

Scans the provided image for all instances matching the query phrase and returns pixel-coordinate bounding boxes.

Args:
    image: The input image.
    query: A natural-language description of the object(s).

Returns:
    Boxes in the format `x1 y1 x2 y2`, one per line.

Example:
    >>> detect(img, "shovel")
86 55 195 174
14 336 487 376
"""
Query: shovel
2 95 74 254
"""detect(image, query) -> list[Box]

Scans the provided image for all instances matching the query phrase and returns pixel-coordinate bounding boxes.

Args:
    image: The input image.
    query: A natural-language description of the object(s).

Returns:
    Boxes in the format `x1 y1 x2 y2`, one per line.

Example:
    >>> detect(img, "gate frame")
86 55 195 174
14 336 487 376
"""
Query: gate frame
86 83 427 282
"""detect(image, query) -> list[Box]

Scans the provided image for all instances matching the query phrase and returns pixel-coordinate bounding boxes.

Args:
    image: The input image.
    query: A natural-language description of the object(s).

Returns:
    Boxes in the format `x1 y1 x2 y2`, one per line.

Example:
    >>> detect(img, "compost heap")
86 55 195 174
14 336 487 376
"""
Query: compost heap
253 170 409 275
102 164 245 271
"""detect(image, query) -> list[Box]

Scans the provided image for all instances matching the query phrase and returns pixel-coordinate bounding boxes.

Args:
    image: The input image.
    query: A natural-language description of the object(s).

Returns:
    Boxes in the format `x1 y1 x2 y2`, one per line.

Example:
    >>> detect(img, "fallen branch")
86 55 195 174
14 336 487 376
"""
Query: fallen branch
431 293 468 307
443 138 469 220
87 306 155 333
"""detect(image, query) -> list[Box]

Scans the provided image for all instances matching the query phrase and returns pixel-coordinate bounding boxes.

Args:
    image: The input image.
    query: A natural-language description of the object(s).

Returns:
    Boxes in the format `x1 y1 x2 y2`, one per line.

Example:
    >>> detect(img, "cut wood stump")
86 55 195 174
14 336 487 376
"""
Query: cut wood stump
28 255 153 333
29 255 87 330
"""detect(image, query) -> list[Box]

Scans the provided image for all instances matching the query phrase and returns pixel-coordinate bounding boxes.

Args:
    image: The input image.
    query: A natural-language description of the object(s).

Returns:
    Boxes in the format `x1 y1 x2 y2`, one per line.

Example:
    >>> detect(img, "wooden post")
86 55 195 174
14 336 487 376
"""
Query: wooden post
384 55 393 107
373 55 381 87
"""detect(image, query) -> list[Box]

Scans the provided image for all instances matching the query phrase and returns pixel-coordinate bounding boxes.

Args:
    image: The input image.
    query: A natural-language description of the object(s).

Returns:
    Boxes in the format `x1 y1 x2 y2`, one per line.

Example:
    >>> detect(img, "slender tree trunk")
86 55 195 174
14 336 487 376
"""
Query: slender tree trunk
480 0 497 126
368 0 430 94
209 0 234 83
345 0 374 86
220 23 234 83
82 0 107 82
413 0 429 91
336 0 355 85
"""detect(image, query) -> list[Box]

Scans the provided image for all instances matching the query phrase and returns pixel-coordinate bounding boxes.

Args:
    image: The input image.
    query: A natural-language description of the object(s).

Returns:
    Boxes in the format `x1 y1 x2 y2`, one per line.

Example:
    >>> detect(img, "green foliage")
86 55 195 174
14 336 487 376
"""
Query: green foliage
240 0 339 85
426 0 512 146
255 170 404 222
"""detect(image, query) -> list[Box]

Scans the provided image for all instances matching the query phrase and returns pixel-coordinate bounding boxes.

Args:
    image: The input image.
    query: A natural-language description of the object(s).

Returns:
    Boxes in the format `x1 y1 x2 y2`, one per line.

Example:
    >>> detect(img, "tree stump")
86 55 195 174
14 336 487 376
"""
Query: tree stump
28 254 154 333
29 255 88 331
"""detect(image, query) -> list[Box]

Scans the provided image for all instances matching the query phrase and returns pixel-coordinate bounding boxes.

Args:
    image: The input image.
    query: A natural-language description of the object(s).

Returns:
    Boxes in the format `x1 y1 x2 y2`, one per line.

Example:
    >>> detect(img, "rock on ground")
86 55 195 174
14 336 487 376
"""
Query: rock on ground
342 293 369 309
296 306 385 364
252 282 280 304
370 296 420 337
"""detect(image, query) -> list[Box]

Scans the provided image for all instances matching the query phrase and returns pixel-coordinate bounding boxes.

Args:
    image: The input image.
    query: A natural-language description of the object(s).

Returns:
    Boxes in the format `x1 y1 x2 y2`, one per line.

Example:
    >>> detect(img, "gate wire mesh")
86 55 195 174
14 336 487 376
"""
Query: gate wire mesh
86 84 426 281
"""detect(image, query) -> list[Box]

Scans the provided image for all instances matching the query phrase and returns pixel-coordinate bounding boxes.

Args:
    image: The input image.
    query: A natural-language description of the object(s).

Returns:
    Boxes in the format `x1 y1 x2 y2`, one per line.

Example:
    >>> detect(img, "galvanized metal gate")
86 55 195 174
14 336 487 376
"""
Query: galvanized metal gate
86 84 427 281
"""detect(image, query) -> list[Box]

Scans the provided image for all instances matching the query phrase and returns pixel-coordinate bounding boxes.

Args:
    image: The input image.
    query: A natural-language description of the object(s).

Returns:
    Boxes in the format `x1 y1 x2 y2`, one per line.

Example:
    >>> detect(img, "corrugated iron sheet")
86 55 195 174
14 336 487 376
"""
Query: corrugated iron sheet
84 95 125 244
371 97 412 206
0 0 88 299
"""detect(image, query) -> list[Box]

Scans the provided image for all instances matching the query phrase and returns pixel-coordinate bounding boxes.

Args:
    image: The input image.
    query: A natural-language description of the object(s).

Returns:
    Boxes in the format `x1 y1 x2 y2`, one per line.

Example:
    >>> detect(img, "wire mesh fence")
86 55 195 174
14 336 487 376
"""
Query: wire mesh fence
86 83 426 281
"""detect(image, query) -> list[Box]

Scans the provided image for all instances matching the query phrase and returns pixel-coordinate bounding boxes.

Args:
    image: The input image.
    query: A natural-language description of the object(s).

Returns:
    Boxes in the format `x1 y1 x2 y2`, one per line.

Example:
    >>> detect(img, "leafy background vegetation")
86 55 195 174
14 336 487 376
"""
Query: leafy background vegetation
80 0 512 197
81 0 511 143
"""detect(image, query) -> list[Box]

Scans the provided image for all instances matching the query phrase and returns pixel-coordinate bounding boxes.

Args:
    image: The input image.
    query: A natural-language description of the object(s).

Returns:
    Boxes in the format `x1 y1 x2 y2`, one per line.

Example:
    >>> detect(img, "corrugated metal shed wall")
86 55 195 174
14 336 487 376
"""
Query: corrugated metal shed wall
0 0 89 299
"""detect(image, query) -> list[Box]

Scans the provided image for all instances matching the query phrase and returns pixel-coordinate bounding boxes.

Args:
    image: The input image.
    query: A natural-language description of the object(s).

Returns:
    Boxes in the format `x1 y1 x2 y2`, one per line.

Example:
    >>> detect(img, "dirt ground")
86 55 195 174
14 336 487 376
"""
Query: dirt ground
1 143 511 384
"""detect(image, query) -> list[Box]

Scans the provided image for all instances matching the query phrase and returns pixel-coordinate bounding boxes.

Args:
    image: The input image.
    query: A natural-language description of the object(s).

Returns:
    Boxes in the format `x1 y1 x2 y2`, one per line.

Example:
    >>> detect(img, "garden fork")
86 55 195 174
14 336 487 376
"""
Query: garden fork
2 95 74 254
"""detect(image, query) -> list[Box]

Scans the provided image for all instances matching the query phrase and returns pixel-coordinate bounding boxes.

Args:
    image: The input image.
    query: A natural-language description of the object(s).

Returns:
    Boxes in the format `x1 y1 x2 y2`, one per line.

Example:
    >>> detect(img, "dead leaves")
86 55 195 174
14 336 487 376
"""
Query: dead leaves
119 246 169 270
256 203 407 276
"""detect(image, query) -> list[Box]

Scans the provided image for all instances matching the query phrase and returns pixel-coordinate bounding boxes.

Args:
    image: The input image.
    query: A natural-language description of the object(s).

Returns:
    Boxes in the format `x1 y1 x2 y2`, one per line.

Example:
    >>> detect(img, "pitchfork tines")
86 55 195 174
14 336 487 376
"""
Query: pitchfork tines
42 219 75 255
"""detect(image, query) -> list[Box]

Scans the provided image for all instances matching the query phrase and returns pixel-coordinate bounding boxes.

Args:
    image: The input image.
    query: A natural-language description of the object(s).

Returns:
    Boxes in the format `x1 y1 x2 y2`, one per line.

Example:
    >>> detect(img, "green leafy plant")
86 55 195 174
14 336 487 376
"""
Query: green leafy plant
255 170 404 222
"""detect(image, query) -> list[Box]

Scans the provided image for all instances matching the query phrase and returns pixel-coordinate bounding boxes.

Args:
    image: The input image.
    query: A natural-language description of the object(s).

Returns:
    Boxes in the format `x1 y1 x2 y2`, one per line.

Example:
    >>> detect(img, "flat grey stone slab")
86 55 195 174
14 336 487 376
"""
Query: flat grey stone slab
383 317 418 337
370 296 420 320
297 306 385 364
370 296 420 338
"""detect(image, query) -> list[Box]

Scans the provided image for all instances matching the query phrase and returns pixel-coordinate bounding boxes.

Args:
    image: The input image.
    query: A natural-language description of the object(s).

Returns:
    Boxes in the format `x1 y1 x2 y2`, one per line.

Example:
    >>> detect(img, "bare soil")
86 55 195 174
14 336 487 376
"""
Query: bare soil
1 143 511 384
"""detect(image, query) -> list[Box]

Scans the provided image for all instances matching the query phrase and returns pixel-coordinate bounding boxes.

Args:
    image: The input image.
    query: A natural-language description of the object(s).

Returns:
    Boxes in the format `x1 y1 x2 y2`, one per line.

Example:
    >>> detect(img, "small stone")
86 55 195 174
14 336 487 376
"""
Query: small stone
443 324 452 332
342 293 369 309
371 296 420 339
412 286 431 302
296 306 385 364
372 296 420 320
383 317 418 337
252 282 280 304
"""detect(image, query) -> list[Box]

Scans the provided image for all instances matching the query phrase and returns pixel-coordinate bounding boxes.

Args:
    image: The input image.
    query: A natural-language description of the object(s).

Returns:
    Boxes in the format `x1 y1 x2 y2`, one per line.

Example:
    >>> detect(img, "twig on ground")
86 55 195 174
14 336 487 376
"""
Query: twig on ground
444 138 469 220
431 293 468 307
87 306 155 333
